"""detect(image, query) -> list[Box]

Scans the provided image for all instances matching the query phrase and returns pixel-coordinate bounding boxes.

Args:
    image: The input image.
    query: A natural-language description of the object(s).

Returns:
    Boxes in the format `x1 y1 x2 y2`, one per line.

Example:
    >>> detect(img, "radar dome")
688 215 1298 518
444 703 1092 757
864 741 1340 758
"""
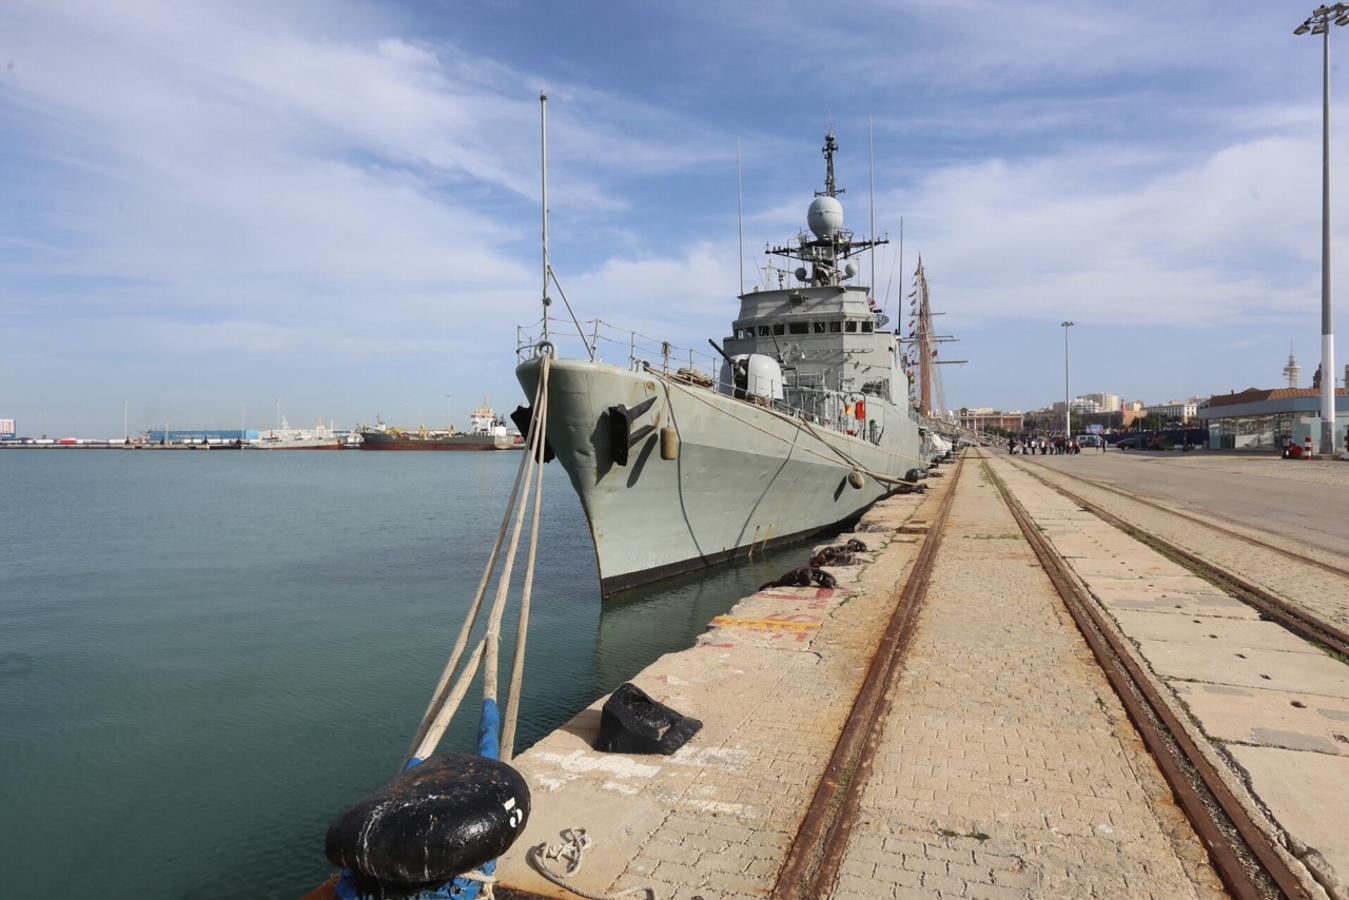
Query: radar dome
807 195 844 239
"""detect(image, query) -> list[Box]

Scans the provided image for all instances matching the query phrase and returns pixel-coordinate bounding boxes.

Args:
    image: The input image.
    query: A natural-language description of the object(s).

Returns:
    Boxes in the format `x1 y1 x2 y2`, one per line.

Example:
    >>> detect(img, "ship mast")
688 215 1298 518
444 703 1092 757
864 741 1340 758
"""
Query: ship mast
905 256 965 418
766 131 887 290
818 131 842 198
916 258 933 416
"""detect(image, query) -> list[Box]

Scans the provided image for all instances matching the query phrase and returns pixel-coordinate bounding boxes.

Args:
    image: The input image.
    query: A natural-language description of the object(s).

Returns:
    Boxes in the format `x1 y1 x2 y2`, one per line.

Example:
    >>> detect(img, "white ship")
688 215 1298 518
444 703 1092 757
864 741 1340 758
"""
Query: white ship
247 418 344 450
515 131 931 595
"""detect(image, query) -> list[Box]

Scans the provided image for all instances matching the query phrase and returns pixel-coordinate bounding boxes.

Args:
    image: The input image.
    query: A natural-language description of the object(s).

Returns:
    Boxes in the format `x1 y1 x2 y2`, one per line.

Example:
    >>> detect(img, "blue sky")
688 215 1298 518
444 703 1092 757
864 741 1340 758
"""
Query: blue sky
2 0 1346 436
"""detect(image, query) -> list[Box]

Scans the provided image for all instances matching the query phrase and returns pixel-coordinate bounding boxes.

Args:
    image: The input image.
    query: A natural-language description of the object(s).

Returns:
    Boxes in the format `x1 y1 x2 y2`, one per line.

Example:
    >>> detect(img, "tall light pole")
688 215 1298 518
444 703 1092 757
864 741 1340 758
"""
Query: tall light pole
123 400 128 443
445 393 453 432
1296 5 1348 455
1061 321 1074 438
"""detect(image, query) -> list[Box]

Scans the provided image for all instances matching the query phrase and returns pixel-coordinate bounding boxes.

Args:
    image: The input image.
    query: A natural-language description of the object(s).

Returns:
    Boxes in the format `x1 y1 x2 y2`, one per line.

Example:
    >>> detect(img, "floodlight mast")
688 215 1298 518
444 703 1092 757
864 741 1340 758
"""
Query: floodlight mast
1295 3 1348 457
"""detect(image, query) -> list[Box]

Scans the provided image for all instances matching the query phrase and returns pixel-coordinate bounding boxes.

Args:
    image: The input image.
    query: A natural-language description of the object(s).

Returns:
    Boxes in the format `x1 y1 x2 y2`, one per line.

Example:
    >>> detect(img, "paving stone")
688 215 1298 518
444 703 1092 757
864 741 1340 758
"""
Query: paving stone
833 457 1220 899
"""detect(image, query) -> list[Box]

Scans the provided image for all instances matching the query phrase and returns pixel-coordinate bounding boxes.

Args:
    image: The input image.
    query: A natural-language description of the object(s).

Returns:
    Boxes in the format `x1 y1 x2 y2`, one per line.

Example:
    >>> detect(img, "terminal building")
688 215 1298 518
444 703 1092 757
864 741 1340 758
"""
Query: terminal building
1200 387 1348 451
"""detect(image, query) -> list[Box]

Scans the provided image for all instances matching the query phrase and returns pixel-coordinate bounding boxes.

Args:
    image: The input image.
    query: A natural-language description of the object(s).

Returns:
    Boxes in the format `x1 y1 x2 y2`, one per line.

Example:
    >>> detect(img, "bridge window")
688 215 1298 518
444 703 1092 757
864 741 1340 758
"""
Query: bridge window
773 323 785 335
829 321 842 333
862 321 873 333
813 321 827 333
845 321 858 333
788 322 808 335
758 325 770 336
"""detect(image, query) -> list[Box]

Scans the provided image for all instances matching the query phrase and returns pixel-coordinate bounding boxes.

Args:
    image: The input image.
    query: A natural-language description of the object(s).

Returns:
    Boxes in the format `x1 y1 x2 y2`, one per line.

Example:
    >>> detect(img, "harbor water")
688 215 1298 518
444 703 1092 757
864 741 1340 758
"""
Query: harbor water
0 450 804 898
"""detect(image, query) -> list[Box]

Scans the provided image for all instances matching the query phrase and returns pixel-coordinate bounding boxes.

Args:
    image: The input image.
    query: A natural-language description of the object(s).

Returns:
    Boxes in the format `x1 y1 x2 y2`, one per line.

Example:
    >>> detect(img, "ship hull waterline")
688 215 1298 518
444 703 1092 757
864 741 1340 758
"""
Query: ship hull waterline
516 356 927 596
358 436 521 451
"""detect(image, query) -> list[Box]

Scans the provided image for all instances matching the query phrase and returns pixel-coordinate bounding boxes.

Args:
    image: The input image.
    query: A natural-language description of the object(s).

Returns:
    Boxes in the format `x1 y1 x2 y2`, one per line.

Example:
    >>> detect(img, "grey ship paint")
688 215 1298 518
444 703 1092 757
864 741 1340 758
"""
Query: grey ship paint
516 132 930 595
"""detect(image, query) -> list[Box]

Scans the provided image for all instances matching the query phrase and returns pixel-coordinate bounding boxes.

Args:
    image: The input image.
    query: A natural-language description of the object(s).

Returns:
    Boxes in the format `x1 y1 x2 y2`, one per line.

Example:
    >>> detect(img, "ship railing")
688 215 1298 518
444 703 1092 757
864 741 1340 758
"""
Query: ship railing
516 316 726 382
515 316 883 444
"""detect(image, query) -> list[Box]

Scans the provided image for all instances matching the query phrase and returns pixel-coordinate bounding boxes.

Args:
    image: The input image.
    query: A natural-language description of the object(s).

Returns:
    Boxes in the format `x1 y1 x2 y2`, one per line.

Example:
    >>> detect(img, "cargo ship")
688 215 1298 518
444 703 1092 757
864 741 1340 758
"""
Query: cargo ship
358 399 523 451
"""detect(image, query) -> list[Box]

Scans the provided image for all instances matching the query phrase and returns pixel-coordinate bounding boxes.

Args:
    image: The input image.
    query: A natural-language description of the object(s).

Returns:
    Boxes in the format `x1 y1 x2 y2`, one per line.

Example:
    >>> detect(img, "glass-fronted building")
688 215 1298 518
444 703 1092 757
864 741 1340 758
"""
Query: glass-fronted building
1199 387 1348 452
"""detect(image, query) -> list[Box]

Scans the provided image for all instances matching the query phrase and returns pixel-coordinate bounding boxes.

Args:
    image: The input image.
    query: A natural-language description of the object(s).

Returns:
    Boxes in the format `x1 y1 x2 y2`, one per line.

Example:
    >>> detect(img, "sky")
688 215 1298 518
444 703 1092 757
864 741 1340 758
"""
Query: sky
2 0 1347 436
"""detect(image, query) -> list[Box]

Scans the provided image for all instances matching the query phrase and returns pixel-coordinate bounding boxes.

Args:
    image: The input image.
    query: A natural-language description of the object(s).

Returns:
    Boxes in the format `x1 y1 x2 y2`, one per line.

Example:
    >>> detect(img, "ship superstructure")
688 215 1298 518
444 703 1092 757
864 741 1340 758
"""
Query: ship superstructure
515 131 931 594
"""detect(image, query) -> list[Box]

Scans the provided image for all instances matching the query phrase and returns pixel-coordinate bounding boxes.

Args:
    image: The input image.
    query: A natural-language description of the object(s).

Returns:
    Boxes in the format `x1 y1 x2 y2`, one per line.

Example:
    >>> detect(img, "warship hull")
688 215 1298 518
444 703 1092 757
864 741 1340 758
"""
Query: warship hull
517 357 926 595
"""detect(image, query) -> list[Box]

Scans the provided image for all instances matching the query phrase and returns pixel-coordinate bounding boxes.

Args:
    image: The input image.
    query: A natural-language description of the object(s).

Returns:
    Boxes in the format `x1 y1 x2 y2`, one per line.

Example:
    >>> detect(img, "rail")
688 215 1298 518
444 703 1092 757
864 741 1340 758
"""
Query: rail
771 456 965 899
984 455 1313 900
1007 457 1349 661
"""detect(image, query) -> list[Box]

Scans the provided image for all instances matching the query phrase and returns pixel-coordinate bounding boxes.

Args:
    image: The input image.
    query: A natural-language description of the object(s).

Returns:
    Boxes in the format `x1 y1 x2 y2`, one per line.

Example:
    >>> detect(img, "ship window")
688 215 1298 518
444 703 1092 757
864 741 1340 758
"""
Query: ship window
788 322 808 334
829 321 842 333
862 321 874 333
773 323 785 335
845 321 858 333
813 321 827 333
758 325 770 336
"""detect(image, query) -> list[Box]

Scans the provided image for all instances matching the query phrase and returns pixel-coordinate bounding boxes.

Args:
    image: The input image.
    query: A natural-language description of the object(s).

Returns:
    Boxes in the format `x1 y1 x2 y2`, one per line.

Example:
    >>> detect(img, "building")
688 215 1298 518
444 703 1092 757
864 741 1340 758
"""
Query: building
1199 387 1348 452
957 408 1024 433
1148 400 1198 423
0 418 14 437
1080 392 1121 412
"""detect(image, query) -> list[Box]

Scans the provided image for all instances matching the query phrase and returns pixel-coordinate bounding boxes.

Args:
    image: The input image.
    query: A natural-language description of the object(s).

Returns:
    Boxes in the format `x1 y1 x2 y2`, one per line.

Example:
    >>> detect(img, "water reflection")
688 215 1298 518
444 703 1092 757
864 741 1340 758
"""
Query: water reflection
593 543 814 694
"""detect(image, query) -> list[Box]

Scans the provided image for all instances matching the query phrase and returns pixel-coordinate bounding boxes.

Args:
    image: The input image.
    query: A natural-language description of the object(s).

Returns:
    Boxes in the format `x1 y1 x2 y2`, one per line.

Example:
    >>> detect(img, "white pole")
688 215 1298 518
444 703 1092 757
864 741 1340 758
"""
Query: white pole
736 138 745 296
1322 24 1337 456
868 116 876 299
540 92 550 344
123 400 128 443
1062 321 1074 438
445 393 452 431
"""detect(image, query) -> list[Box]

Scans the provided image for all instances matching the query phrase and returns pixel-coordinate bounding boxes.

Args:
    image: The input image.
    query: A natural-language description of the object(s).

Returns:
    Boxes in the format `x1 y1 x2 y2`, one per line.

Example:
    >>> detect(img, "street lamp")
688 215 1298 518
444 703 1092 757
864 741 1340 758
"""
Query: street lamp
1296 4 1348 455
1061 321 1074 439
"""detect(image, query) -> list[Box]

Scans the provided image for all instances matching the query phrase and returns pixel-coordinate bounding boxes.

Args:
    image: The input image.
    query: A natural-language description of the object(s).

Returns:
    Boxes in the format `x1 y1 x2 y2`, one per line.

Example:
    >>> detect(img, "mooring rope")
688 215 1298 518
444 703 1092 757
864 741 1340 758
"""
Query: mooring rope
500 356 550 762
527 829 654 900
402 368 549 768
404 355 552 768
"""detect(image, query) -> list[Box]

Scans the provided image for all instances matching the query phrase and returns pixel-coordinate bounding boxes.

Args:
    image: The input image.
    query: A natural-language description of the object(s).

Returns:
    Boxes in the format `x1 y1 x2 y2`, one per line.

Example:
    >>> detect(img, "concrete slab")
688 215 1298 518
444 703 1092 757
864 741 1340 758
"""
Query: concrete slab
1140 639 1349 699
1227 745 1349 886
1111 608 1315 652
1093 590 1261 619
1172 682 1349 755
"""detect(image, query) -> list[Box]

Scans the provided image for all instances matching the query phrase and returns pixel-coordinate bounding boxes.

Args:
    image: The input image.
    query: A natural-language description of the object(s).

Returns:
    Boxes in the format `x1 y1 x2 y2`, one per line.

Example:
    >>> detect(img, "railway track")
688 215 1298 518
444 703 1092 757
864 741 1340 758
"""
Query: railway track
983 456 1310 900
770 455 966 900
1015 458 1349 581
1007 456 1349 661
776 449 1326 899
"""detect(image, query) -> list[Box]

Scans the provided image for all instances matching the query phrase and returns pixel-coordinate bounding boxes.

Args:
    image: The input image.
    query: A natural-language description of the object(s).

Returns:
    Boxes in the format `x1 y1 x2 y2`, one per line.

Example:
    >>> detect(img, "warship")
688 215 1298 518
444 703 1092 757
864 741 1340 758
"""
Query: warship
515 131 931 595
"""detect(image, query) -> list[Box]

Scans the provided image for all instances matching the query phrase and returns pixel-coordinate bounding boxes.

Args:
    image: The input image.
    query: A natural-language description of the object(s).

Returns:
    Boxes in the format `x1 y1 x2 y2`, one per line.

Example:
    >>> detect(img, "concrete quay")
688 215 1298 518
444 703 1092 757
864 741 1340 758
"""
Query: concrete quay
495 449 1336 900
989 455 1349 900
495 473 942 899
486 449 1349 899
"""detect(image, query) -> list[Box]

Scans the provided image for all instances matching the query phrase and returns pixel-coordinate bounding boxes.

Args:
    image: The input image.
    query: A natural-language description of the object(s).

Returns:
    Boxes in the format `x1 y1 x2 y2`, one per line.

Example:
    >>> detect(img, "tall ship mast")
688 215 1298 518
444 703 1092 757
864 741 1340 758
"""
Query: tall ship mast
514 129 933 594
